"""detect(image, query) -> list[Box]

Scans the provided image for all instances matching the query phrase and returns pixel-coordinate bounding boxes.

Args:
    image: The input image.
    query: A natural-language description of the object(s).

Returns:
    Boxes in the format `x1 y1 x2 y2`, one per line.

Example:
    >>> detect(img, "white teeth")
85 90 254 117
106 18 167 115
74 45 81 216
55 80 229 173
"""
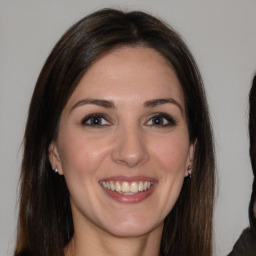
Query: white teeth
143 181 147 190
116 181 121 192
130 182 138 193
138 181 144 191
110 181 115 191
101 180 153 193
122 182 130 193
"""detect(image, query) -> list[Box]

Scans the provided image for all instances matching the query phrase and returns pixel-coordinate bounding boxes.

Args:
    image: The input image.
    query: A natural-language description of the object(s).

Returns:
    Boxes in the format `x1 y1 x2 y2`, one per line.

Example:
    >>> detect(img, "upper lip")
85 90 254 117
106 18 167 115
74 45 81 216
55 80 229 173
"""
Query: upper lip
99 175 157 182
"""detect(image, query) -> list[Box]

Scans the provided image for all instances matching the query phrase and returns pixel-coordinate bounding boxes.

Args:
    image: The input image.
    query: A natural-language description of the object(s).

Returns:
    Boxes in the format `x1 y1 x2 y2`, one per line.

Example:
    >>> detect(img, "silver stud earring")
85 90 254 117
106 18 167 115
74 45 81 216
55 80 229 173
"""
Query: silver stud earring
187 166 192 178
54 168 58 174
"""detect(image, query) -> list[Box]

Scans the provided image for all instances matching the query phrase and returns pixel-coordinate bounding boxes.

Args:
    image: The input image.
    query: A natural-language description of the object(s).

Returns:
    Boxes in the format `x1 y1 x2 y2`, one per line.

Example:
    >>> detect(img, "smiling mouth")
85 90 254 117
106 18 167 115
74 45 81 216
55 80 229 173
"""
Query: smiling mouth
100 180 154 195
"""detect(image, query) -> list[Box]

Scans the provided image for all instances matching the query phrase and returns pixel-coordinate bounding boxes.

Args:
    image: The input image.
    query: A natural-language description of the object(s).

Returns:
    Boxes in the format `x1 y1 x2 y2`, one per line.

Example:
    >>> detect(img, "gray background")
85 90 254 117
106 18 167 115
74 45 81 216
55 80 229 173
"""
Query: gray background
1 1 256 255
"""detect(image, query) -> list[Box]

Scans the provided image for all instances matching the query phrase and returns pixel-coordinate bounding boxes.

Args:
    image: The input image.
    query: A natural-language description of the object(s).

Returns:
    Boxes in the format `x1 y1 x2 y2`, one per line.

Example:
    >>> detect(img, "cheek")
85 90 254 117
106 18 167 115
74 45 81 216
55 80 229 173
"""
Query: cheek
147 134 190 220
151 133 190 173
58 133 112 208
58 131 110 177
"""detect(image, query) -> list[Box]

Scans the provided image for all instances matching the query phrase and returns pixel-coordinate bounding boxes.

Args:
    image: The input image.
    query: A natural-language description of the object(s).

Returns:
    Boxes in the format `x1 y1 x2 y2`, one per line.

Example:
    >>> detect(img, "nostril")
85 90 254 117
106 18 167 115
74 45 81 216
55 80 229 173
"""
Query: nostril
111 132 149 167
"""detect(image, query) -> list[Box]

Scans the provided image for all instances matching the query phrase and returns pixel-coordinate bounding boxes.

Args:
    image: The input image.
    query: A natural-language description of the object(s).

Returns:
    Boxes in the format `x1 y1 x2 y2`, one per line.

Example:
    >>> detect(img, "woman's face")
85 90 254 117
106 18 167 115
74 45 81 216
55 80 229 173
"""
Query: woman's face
50 46 194 238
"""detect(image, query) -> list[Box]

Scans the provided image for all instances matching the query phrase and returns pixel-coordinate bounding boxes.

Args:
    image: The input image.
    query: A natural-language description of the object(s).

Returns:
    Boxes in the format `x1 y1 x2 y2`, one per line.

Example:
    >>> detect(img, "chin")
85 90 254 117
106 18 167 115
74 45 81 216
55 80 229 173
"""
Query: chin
102 217 162 238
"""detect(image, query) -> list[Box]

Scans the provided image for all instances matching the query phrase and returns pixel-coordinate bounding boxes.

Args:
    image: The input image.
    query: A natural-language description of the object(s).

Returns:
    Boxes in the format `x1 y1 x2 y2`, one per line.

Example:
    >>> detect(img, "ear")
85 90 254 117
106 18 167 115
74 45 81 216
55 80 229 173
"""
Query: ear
184 139 197 177
48 142 64 175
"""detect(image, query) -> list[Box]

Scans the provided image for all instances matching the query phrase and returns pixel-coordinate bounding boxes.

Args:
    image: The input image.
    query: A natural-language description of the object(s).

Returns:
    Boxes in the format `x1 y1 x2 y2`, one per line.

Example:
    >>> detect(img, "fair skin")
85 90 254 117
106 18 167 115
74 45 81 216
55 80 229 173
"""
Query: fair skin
49 46 194 256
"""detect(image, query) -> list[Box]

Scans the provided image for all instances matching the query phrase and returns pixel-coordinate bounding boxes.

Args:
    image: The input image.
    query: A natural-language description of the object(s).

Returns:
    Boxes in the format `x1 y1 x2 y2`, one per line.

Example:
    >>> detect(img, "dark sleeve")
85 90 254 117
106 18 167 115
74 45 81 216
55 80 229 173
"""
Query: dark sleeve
228 228 256 256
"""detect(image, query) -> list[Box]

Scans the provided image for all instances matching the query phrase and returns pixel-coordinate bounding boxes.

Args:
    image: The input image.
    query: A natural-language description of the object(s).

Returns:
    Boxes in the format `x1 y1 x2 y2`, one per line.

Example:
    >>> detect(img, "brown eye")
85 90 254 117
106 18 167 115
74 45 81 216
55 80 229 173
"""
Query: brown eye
146 113 176 127
81 114 110 127
152 116 165 125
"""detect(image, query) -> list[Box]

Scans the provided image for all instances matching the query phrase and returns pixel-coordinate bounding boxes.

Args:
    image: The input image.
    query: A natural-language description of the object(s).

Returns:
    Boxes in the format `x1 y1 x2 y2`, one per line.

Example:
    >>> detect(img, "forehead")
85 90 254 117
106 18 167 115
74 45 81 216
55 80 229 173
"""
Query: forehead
65 46 184 108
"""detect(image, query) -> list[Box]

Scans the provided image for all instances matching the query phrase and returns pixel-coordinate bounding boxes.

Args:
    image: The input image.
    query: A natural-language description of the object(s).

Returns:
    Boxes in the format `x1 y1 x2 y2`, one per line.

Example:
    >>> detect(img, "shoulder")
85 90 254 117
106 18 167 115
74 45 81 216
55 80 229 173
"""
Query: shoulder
228 228 256 256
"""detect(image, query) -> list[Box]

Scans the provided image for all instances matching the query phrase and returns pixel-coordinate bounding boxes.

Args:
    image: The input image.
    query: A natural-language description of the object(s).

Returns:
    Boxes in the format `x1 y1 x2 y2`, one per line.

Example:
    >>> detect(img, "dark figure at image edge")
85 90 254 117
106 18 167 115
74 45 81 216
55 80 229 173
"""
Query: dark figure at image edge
228 75 256 256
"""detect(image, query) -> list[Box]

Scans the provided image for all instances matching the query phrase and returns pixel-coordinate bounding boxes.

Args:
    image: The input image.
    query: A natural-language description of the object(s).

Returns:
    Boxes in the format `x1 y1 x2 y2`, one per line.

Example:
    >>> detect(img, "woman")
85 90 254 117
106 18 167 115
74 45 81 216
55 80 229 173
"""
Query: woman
228 75 256 256
15 9 215 256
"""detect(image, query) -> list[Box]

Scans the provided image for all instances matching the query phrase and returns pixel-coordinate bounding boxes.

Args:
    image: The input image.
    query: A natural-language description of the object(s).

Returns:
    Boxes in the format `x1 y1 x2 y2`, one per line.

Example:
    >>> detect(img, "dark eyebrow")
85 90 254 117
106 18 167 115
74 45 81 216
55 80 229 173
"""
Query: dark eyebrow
144 98 183 115
70 99 115 112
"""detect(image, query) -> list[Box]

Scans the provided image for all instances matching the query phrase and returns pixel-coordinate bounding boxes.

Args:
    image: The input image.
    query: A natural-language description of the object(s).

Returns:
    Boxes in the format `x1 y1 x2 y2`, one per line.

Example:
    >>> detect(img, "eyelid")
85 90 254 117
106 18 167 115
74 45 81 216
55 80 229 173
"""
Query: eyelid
145 113 176 127
81 113 111 126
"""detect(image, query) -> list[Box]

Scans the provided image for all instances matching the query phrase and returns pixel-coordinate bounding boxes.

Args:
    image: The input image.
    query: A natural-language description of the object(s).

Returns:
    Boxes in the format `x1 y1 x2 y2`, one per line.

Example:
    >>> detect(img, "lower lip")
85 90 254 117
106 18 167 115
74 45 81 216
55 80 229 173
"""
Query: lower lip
101 185 156 204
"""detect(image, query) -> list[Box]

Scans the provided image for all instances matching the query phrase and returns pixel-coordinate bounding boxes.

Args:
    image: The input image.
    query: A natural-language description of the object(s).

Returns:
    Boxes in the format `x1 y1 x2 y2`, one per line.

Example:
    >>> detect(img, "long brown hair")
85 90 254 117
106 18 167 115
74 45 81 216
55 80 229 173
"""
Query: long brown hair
15 8 215 256
249 74 256 236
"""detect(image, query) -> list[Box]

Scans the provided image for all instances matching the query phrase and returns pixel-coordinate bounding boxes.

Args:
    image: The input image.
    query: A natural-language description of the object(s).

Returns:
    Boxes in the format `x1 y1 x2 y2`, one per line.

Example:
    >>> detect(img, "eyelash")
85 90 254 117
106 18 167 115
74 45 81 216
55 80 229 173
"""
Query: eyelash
81 113 176 128
81 113 110 127
145 113 176 127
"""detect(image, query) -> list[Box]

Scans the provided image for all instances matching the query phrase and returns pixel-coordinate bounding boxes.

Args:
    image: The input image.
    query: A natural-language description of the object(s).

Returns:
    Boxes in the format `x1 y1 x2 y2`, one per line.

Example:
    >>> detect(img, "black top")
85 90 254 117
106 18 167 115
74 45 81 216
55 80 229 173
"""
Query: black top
228 228 256 256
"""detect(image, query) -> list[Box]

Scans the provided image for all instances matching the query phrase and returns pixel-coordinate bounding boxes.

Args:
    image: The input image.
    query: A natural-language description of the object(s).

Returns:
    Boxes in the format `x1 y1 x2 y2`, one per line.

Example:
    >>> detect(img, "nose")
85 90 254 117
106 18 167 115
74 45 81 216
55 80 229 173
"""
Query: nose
111 126 149 168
